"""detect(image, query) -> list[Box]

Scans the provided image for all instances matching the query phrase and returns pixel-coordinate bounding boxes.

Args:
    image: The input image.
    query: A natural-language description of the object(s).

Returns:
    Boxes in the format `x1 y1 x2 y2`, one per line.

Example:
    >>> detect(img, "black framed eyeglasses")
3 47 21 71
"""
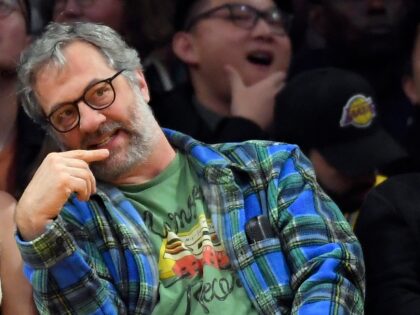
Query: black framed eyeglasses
0 0 18 18
46 69 125 133
184 3 291 35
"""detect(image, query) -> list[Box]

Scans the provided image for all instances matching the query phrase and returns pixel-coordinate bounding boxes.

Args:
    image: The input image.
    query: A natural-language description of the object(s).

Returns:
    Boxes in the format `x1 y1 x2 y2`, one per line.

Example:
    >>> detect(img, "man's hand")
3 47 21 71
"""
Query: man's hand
226 64 286 130
15 149 109 241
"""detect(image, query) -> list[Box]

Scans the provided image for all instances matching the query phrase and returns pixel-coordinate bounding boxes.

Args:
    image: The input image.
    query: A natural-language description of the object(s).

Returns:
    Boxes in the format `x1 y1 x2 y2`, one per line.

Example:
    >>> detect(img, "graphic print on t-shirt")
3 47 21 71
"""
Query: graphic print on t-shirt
119 153 257 314
159 214 230 280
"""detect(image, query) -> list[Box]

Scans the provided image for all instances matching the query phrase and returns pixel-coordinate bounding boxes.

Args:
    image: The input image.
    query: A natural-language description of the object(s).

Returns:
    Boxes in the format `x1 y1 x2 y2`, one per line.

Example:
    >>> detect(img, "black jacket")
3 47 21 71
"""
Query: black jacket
355 173 420 314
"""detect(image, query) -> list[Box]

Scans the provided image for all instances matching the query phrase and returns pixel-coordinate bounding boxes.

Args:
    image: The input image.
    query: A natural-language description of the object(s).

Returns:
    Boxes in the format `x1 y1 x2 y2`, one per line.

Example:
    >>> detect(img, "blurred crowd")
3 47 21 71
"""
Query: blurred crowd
2 0 420 314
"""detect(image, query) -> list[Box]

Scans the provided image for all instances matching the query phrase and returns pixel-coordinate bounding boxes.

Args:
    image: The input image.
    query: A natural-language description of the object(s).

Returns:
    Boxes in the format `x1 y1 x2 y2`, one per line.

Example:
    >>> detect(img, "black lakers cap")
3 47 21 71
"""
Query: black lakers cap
273 67 408 174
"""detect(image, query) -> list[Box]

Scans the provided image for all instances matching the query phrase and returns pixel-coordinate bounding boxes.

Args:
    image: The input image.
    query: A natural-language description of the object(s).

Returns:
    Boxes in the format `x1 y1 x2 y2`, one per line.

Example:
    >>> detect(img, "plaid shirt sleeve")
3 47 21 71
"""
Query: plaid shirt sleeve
16 215 126 314
15 189 160 315
276 146 365 314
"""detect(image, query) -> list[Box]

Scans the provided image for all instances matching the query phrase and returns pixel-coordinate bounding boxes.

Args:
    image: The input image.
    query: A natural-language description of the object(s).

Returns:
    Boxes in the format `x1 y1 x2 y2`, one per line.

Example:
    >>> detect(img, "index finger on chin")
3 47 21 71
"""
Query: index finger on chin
62 149 110 163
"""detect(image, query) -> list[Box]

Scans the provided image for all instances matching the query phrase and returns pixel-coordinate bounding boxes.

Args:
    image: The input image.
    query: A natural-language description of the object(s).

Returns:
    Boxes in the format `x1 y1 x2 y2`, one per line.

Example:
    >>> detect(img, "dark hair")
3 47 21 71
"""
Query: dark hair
125 0 175 53
174 0 203 31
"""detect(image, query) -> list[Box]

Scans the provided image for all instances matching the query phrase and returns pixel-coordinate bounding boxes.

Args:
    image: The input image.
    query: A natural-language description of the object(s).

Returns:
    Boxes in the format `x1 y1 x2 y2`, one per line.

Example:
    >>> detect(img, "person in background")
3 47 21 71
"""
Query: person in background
355 174 420 315
290 0 412 144
0 192 37 314
271 67 409 226
151 0 291 143
52 0 125 32
355 4 420 314
0 0 42 313
51 0 148 55
49 0 180 93
15 21 364 314
400 2 420 161
0 0 45 197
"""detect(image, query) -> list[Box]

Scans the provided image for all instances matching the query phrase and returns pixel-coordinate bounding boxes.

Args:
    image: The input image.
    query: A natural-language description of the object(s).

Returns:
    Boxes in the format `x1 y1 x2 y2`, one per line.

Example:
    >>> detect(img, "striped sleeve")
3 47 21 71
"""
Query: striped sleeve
275 146 365 314
17 216 125 314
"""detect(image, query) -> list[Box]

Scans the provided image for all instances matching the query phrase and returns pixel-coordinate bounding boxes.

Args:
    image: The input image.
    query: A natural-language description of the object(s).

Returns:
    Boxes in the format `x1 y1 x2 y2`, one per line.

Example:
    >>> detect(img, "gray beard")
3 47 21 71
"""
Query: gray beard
89 122 154 183
52 91 159 183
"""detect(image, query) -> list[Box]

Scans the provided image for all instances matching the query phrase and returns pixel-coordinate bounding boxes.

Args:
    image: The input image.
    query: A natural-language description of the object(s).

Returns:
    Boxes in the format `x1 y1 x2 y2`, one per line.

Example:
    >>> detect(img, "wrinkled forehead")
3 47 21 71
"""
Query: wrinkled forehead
38 40 111 72
36 40 112 77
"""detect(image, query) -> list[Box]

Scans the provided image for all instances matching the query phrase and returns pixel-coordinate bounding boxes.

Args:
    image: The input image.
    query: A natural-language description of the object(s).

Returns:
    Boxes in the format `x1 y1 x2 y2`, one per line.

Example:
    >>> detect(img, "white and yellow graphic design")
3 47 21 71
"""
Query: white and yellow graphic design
158 214 230 280
339 94 376 128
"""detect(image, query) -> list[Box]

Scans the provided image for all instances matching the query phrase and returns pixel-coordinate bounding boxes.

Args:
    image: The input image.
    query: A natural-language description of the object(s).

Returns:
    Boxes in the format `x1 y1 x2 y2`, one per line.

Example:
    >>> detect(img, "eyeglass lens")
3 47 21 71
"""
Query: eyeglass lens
229 5 287 34
49 74 117 132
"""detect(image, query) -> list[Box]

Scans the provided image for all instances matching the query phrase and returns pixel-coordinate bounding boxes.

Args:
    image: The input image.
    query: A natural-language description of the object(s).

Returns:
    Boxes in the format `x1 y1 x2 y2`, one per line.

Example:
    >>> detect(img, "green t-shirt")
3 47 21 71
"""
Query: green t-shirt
119 152 257 315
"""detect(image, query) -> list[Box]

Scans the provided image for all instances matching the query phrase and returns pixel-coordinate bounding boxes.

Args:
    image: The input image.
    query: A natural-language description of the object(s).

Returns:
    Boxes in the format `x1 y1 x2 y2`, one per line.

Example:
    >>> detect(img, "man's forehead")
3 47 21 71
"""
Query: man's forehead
33 41 114 104
62 40 103 58
54 40 110 69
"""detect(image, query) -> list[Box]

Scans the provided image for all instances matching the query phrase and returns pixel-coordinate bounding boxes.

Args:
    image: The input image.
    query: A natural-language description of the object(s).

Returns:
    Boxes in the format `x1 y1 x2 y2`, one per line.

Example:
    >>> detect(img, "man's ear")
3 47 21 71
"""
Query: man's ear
134 68 150 102
403 75 419 105
172 31 199 65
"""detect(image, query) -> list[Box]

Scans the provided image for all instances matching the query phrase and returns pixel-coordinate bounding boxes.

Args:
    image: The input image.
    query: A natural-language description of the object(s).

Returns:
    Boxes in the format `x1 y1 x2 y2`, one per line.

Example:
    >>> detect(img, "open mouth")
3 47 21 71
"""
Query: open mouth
246 51 273 66
87 130 119 150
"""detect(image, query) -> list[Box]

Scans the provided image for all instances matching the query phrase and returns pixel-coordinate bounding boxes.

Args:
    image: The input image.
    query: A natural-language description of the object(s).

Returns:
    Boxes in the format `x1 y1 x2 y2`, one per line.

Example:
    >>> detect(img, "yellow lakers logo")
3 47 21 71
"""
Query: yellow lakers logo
339 94 376 128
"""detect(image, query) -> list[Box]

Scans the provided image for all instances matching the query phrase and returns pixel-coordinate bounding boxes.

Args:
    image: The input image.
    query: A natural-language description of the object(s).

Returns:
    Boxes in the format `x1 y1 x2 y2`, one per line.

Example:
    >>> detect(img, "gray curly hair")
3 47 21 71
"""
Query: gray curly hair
17 22 143 127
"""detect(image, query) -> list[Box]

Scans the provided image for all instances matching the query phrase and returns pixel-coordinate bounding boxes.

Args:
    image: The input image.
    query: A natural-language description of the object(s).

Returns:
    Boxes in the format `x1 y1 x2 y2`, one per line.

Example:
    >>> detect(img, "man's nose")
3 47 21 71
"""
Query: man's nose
78 102 107 133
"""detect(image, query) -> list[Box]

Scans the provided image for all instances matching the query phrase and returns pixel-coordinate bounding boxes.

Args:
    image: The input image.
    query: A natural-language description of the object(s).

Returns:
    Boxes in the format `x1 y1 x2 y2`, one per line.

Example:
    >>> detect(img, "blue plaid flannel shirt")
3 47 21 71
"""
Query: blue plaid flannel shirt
17 129 365 314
